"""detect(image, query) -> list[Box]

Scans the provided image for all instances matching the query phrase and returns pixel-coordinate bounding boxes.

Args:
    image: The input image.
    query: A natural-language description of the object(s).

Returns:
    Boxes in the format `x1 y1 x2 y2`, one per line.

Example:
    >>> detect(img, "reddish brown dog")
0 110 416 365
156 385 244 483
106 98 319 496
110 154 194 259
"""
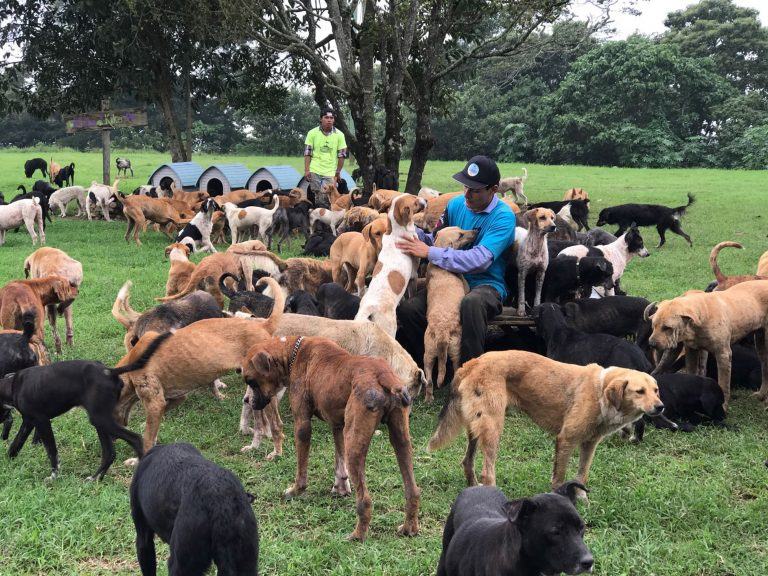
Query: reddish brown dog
241 335 420 542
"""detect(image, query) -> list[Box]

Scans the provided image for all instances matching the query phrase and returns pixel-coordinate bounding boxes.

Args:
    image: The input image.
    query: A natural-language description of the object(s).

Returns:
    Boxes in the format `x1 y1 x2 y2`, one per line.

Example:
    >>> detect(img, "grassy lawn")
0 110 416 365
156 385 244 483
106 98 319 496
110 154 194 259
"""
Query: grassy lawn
0 148 767 575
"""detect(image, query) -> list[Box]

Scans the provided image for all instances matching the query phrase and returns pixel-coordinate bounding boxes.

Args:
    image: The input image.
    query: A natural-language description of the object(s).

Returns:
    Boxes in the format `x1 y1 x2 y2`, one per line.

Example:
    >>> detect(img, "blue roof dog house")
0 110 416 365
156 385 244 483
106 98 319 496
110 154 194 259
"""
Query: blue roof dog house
247 165 303 192
147 162 204 191
197 164 251 196
296 169 357 193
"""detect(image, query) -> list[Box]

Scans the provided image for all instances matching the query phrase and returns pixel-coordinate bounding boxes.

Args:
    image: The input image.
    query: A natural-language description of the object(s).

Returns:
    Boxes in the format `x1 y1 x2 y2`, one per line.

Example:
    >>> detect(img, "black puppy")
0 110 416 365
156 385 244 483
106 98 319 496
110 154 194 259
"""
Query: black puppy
596 193 695 248
0 311 41 439
0 332 171 480
32 179 57 197
562 295 651 339
437 481 593 576
317 282 360 320
530 199 590 230
130 443 259 576
218 273 274 317
53 163 75 187
24 157 47 179
536 303 652 372
286 200 312 245
303 228 335 257
632 373 726 441
285 290 320 315
541 255 614 303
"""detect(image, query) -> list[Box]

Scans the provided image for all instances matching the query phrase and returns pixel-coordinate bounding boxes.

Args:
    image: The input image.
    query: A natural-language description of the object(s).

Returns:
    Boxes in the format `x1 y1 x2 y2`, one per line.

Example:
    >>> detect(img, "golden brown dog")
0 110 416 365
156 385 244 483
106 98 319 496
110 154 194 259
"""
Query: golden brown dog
337 206 382 233
428 351 662 495
329 218 387 295
515 207 557 316
241 335 419 541
645 280 768 408
757 250 768 276
115 277 285 457
156 252 245 307
23 247 83 353
368 188 404 212
709 241 768 291
114 194 189 245
212 189 260 207
163 243 196 297
420 191 463 231
563 188 589 201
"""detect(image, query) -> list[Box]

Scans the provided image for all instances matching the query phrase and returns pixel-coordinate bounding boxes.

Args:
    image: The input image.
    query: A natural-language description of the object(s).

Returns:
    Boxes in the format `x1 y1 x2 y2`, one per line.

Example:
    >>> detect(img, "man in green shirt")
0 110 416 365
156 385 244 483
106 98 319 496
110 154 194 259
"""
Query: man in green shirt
304 107 348 208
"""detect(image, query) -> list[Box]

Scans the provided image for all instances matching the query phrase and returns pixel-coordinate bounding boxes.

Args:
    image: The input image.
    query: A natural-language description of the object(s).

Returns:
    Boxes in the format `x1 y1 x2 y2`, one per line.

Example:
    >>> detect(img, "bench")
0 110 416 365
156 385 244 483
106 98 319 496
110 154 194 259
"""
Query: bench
488 307 536 328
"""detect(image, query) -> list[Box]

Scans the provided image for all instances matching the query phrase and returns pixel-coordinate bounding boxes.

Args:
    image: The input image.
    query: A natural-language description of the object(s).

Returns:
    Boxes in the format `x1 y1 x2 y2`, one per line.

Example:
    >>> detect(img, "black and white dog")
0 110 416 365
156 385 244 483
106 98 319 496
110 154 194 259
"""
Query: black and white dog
0 332 170 481
437 481 593 576
116 157 134 177
176 198 219 253
130 443 259 576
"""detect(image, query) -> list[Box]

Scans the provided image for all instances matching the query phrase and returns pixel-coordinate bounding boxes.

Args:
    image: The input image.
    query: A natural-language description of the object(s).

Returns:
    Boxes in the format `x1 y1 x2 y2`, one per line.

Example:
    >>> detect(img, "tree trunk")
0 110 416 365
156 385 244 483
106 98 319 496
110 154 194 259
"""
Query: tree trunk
405 104 435 194
155 64 188 162
185 68 193 160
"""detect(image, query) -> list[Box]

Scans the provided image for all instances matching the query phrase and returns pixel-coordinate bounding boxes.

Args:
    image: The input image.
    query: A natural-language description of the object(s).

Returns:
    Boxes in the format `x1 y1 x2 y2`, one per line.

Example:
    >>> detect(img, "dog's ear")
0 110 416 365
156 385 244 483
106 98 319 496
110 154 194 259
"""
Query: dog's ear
554 480 589 504
249 351 273 376
53 279 71 302
164 245 173 259
604 376 629 410
504 498 536 524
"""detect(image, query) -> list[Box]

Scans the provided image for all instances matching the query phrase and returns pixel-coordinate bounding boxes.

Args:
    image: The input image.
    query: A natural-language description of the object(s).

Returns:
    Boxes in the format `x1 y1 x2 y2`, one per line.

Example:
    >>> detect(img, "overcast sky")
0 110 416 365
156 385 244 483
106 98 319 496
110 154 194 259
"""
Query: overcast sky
575 0 767 38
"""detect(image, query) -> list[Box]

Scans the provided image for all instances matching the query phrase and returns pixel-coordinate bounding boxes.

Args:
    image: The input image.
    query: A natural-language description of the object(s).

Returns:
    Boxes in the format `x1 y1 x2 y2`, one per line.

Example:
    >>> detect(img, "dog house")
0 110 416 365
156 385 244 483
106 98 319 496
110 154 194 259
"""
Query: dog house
196 164 251 197
246 165 303 193
296 169 357 194
147 162 205 192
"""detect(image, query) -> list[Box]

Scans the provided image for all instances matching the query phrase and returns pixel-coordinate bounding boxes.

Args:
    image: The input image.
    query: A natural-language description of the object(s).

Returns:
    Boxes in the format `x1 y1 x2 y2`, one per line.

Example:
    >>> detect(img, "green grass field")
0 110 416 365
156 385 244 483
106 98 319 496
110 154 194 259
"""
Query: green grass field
0 148 767 575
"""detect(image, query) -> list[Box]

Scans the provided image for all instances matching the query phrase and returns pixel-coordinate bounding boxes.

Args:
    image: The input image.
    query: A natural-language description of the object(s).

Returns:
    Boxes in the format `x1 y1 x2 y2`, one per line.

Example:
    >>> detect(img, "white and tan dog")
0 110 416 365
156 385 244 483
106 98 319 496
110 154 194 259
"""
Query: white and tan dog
0 198 44 246
309 206 346 236
49 186 87 217
354 194 426 337
223 196 280 245
86 179 120 221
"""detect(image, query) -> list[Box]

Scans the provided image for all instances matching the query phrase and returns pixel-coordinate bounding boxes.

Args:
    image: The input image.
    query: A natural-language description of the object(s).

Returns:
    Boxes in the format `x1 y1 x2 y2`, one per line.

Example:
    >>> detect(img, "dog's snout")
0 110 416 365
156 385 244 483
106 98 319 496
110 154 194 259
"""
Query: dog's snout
579 555 594 573
648 403 664 416
639 248 650 257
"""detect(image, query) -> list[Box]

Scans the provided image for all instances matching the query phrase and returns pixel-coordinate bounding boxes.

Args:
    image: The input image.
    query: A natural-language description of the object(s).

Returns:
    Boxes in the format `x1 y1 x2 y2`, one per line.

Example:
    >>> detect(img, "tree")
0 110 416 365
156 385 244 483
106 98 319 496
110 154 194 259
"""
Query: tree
536 37 734 167
0 0 281 161
662 0 768 93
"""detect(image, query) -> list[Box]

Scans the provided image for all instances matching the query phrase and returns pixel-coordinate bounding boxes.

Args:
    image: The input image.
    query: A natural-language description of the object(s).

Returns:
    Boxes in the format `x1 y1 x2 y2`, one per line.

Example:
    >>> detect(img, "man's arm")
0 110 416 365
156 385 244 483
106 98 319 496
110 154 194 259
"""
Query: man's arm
427 245 494 274
304 132 313 178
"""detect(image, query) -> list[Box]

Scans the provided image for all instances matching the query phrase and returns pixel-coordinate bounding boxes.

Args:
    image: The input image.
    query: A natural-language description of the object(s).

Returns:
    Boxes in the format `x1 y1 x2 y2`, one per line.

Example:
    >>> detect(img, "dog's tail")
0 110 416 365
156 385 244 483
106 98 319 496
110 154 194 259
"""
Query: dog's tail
21 310 36 340
673 192 695 216
427 376 465 452
218 272 240 299
709 241 742 284
17 184 27 194
110 332 172 376
155 267 203 302
260 277 284 334
521 167 528 182
112 280 142 329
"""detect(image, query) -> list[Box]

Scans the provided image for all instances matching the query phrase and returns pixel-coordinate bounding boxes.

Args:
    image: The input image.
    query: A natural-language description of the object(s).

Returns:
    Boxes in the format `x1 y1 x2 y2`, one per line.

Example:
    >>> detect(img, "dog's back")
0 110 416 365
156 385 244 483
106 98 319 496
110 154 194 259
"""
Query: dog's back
655 373 725 423
317 282 360 320
130 443 258 575
134 291 221 342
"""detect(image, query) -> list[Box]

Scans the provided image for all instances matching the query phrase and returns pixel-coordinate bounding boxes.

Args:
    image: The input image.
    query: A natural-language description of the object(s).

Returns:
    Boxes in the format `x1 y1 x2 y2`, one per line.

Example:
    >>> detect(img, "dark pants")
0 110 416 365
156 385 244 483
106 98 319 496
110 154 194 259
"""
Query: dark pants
396 284 503 369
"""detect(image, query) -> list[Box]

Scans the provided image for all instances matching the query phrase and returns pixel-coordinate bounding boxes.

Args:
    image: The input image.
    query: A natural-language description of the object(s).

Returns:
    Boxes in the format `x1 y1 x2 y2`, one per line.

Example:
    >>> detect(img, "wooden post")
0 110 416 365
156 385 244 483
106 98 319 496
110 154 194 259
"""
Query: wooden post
101 99 111 185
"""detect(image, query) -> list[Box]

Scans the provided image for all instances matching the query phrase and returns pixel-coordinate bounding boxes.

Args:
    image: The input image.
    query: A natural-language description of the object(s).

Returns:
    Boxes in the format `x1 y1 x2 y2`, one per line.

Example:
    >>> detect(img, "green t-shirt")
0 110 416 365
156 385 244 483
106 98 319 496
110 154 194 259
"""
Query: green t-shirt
304 126 347 177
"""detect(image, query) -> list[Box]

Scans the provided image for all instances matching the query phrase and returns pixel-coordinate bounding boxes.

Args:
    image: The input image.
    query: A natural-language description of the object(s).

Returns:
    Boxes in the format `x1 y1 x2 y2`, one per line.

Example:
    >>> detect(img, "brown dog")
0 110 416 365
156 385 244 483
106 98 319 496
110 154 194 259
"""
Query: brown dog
241 335 419 541
115 277 285 457
337 206 381 233
563 188 589 201
329 218 387 296
709 242 768 291
757 250 768 276
420 191 463 231
114 194 189 245
163 243 195 296
428 351 662 496
646 280 768 408
368 188 404 212
515 207 557 316
155 252 246 307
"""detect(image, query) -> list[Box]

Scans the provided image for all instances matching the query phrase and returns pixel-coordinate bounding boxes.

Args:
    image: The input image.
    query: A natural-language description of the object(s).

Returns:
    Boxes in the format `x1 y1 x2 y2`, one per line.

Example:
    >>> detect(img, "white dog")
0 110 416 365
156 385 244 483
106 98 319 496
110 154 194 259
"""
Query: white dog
309 206 346 236
354 194 426 336
49 186 87 217
0 198 45 246
418 187 441 200
223 196 280 245
86 179 120 221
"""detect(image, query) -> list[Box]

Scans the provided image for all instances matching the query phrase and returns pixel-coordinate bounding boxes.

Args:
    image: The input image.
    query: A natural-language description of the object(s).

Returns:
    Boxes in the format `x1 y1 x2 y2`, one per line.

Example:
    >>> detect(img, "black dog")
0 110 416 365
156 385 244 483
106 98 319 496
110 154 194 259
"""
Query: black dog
130 443 259 576
0 333 171 480
285 290 320 315
631 373 726 442
24 157 48 179
286 200 312 245
303 225 335 257
596 193 695 248
541 255 614 303
32 180 57 197
530 199 590 231
536 303 652 372
12 185 53 227
53 163 75 187
547 239 577 258
0 311 41 439
218 273 274 317
316 282 360 320
437 481 593 576
561 295 651 339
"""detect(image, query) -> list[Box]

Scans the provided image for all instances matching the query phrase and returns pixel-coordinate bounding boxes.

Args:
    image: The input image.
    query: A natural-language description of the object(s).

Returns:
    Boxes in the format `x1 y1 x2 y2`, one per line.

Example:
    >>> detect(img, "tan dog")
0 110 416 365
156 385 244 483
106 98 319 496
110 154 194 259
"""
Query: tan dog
114 194 189 245
164 243 195 296
115 277 285 457
239 251 333 296
563 188 589 201
515 208 557 316
49 158 61 183
323 181 354 211
337 206 381 233
423 227 476 401
368 188 404 212
646 281 768 409
156 252 245 307
757 250 768 276
241 335 419 542
709 242 768 291
212 189 260 207
428 351 662 495
329 218 387 296
228 239 268 253
420 191 462 231
499 197 521 213
497 168 528 204
23 247 83 353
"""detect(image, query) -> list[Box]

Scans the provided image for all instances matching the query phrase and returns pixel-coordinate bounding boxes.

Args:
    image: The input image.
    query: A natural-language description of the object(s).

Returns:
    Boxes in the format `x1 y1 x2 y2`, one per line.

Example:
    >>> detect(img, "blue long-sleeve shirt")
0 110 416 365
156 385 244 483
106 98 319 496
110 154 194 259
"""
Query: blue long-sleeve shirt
417 195 517 299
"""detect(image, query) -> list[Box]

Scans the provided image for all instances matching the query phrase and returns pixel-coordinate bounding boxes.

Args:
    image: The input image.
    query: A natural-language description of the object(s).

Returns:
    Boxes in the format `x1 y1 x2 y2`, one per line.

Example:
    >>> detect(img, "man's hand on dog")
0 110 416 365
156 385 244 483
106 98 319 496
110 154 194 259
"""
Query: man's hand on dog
396 236 429 259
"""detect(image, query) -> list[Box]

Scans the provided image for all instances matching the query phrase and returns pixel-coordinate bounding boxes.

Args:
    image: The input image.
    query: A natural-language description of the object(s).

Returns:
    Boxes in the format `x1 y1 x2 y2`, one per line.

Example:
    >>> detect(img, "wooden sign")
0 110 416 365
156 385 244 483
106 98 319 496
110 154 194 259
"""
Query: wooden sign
64 108 147 134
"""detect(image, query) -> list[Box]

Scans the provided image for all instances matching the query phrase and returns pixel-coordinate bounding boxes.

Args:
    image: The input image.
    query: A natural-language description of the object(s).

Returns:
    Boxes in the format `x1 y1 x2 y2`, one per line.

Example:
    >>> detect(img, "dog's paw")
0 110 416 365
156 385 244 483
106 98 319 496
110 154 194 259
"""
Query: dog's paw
123 457 139 467
347 530 366 542
240 444 257 453
397 522 419 537
44 471 58 482
331 478 351 497
283 485 303 500
265 449 281 461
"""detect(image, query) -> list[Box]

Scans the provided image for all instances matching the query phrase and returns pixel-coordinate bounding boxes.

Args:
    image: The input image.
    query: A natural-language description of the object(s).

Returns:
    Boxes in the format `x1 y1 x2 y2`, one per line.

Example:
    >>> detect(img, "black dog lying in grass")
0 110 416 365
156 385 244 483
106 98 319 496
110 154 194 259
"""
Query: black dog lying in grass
437 481 593 576
0 332 171 481
596 193 695 248
130 443 259 576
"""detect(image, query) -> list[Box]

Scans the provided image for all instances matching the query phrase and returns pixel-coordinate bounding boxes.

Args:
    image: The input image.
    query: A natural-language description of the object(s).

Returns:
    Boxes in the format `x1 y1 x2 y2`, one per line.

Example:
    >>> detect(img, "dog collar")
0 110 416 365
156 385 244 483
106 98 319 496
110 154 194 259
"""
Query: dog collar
288 336 304 373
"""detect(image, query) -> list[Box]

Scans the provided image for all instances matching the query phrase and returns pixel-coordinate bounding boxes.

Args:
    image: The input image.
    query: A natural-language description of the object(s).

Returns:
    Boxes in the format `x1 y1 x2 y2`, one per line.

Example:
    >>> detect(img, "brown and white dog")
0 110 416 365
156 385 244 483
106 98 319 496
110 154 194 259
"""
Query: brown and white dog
114 277 285 458
23 247 83 353
645 280 768 409
514 208 556 316
354 194 426 336
241 335 419 542
163 243 196 297
428 351 663 497
708 241 768 291
329 218 387 296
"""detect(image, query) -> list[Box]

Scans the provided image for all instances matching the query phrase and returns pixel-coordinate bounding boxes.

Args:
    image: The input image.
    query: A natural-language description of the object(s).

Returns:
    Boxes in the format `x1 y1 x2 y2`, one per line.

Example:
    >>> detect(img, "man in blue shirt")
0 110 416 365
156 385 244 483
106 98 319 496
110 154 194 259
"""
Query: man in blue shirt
396 155 517 367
